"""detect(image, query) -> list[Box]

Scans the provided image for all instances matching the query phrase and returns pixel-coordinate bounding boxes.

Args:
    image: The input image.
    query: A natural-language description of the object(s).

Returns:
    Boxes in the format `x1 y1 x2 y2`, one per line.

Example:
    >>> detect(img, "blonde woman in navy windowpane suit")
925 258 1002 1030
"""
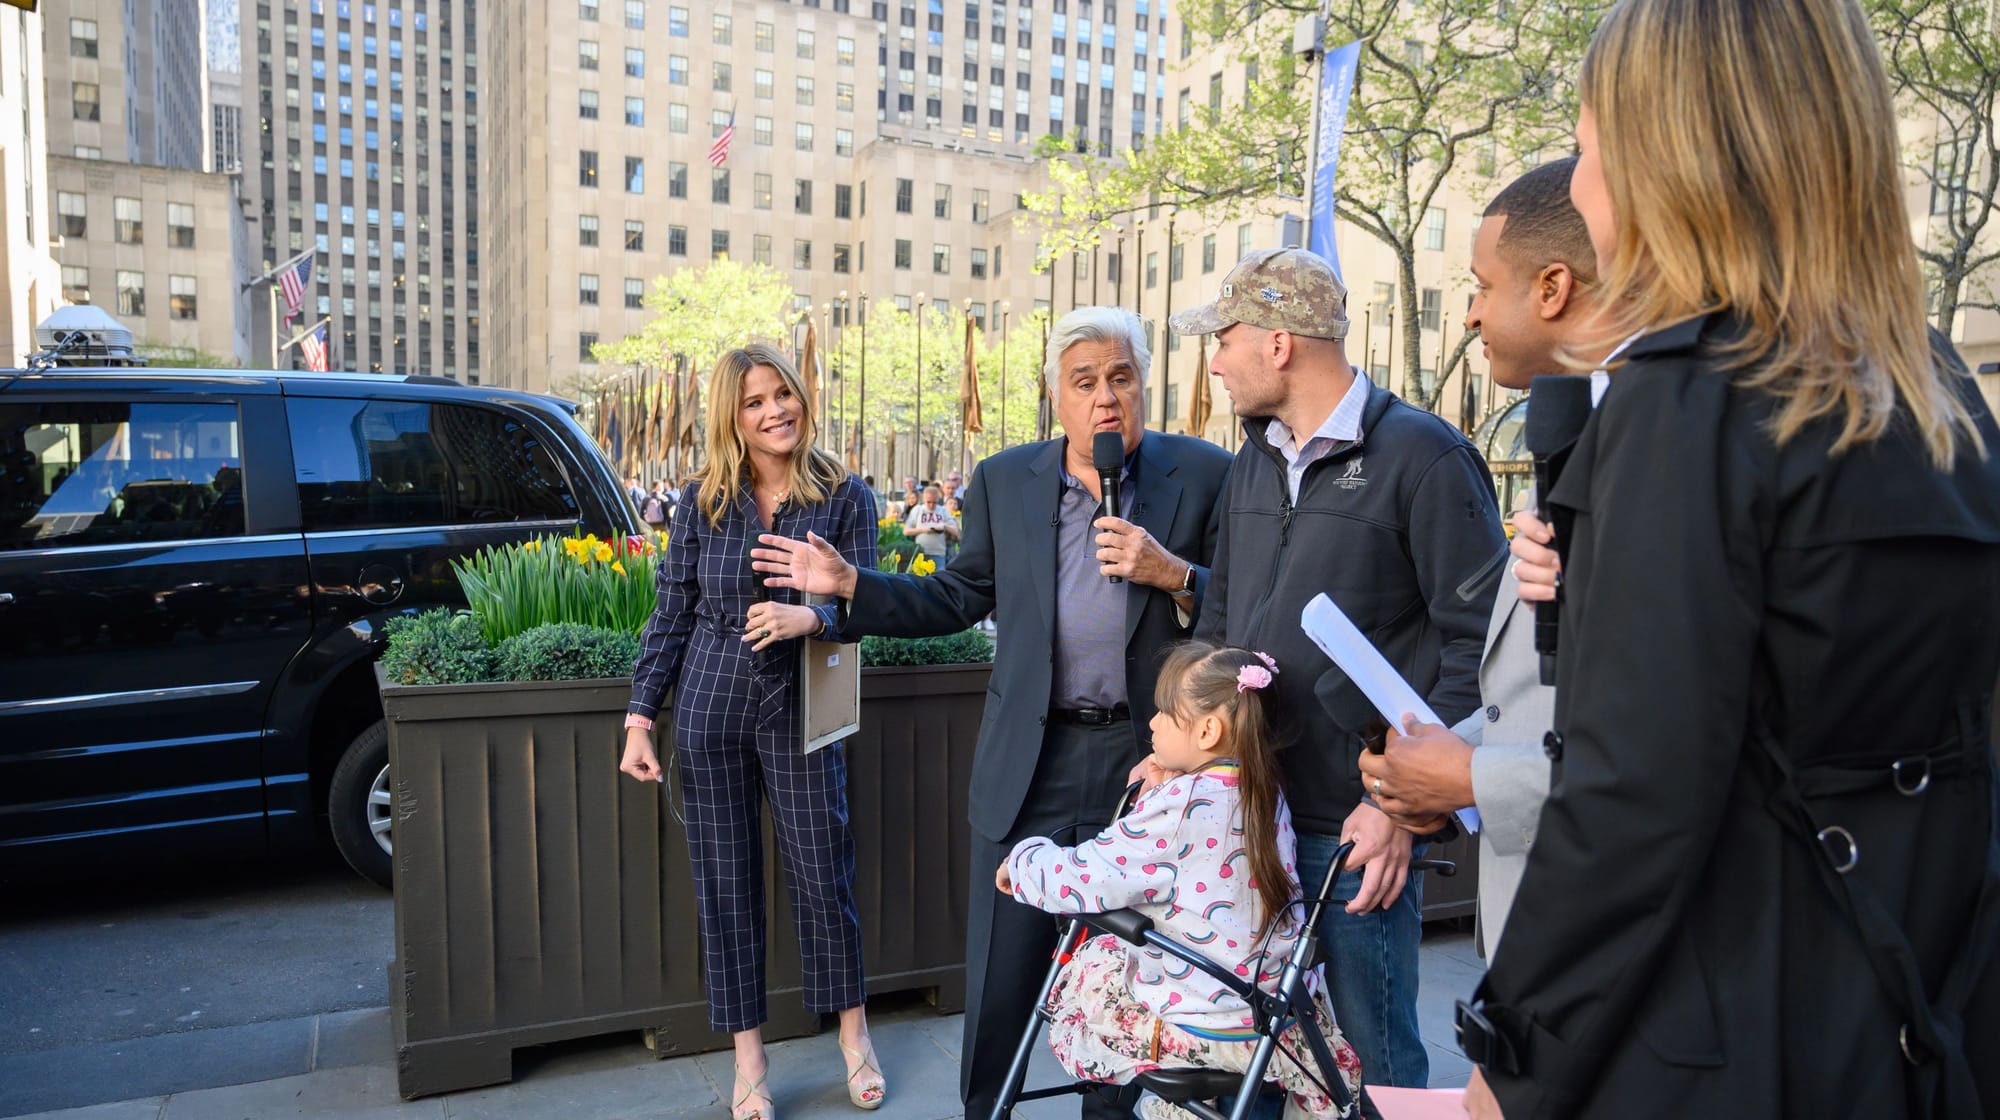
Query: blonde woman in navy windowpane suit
620 344 883 1120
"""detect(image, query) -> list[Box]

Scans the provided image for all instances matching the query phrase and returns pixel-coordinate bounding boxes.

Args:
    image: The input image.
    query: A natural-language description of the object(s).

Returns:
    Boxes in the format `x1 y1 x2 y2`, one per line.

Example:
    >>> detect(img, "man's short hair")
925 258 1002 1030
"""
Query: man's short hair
1483 157 1596 286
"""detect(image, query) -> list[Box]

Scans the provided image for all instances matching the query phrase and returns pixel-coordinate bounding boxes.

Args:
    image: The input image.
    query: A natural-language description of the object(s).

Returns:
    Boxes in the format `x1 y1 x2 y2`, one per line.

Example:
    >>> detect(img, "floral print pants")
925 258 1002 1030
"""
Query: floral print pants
1044 935 1364 1119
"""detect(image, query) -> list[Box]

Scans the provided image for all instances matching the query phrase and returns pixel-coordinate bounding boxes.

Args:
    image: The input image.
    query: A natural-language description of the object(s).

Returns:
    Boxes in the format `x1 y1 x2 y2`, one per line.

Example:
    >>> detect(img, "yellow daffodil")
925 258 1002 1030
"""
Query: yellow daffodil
524 539 541 552
563 537 588 557
611 561 626 574
592 543 615 563
911 553 937 576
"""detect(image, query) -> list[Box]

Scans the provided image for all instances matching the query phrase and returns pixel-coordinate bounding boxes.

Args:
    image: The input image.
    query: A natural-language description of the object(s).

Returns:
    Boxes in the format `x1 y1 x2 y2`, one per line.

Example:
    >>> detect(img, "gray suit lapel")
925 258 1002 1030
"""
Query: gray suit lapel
1125 433 1182 646
1023 439 1065 641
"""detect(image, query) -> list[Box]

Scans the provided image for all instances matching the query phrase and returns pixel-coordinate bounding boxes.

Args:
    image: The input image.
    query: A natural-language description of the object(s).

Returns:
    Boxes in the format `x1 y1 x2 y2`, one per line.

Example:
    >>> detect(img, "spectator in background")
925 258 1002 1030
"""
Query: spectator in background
903 483 959 566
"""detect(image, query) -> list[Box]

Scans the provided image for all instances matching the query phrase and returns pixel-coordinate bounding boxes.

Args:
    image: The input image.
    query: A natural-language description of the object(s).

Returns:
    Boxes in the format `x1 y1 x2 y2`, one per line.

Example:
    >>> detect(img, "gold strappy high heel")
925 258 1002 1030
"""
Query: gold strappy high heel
732 1066 774 1120
838 1037 886 1110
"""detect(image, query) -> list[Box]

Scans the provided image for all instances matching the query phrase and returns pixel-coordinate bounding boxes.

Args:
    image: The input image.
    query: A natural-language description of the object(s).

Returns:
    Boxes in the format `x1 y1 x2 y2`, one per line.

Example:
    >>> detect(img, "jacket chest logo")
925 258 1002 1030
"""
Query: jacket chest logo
1331 454 1367 491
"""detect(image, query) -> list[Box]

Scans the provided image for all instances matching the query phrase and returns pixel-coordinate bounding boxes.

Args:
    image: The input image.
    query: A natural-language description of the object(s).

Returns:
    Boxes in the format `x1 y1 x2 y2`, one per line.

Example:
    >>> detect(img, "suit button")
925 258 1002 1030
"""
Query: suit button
1542 731 1564 762
1038 715 1048 727
1485 705 1501 723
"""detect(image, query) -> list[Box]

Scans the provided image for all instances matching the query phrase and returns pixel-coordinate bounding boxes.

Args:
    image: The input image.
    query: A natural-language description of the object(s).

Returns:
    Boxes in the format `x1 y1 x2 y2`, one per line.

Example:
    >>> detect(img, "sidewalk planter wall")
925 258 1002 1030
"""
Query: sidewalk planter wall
380 661 987 1100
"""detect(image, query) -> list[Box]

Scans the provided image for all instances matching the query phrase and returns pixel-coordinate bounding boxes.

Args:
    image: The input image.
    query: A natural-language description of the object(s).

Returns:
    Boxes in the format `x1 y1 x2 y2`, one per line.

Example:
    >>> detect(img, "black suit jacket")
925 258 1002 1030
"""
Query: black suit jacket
842 430 1233 841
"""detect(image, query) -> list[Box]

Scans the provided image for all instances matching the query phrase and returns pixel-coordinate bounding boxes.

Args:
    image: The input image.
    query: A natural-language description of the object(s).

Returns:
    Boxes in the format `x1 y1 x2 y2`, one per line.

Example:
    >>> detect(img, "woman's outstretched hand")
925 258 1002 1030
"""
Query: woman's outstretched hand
752 531 858 599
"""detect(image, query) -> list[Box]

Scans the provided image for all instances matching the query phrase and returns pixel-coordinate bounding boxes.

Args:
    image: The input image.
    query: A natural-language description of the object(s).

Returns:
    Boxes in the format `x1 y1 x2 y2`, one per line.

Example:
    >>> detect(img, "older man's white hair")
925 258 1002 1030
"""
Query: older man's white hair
1042 306 1151 395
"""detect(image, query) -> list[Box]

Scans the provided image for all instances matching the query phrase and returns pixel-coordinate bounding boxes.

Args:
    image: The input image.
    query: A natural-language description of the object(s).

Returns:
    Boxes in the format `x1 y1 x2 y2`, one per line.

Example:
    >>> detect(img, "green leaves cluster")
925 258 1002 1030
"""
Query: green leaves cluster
451 533 660 645
859 629 996 667
586 257 800 392
379 611 497 686
494 623 643 683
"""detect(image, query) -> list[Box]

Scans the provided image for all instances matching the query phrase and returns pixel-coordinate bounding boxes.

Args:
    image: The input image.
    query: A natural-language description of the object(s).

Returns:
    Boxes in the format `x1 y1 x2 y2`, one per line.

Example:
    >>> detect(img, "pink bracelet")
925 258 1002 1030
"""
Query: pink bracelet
624 713 656 731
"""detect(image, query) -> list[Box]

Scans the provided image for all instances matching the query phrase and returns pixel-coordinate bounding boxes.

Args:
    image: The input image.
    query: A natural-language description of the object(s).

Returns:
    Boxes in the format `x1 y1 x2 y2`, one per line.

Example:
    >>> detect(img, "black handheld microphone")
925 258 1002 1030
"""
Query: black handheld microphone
1092 430 1126 584
1522 375 1596 686
745 526 772 605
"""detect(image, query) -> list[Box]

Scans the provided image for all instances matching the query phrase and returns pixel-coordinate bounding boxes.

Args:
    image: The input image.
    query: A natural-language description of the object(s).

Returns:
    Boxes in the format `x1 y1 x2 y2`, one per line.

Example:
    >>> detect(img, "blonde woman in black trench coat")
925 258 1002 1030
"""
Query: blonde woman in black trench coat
1453 1 2000 1117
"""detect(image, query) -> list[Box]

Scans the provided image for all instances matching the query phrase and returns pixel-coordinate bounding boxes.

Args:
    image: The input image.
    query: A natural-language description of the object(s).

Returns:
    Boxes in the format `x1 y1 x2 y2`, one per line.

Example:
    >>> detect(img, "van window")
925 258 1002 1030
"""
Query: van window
0 401 245 551
287 398 578 531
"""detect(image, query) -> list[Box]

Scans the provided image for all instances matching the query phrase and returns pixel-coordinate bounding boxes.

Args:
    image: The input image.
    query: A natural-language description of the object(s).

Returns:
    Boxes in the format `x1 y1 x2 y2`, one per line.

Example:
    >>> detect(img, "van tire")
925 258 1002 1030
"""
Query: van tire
329 720 393 888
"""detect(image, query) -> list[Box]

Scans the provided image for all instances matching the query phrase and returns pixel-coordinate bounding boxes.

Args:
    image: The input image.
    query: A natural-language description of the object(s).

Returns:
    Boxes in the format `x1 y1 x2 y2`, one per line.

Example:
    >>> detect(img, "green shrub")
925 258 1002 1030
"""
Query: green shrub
859 628 995 667
495 622 642 682
379 610 497 685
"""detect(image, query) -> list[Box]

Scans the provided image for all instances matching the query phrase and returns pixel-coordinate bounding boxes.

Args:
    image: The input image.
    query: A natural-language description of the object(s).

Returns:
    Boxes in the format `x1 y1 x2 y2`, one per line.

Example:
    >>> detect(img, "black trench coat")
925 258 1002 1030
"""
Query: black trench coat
1472 314 2000 1119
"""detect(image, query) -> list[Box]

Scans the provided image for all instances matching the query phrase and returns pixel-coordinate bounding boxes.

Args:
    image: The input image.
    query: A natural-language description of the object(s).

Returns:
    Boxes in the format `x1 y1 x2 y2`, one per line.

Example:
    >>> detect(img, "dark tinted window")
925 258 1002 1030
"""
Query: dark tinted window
288 398 578 531
0 400 245 551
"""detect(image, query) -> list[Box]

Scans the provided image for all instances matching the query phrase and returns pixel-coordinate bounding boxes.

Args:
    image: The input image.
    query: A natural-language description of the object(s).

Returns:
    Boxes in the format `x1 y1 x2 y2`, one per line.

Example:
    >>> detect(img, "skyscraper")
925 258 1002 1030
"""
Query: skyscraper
1 6 64 368
247 0 480 379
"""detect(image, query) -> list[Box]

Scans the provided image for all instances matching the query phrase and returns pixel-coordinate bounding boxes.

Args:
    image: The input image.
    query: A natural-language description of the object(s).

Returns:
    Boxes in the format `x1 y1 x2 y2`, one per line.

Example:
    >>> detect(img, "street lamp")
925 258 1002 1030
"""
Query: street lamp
837 289 849 463
962 296 975 473
1000 300 1012 449
914 290 927 481
859 293 870 478
1113 227 1127 309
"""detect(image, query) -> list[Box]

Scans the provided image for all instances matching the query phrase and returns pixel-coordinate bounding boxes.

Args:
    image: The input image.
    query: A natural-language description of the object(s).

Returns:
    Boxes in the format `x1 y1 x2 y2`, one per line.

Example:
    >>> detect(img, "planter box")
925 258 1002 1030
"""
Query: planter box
380 661 989 1100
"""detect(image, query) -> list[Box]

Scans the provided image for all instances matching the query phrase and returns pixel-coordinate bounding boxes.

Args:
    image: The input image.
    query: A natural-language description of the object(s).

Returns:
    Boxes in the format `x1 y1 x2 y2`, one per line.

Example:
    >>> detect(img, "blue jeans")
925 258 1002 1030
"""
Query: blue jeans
1297 828 1429 1089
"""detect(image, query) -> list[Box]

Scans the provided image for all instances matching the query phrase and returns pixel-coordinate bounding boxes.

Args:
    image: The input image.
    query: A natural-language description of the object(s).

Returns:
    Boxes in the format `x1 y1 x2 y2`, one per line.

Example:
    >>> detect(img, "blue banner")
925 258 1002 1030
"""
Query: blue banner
1308 39 1362 279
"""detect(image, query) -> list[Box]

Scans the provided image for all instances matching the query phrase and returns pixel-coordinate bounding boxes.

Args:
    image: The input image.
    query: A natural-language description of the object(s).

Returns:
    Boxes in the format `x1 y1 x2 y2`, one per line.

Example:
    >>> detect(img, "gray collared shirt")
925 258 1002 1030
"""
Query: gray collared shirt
1051 451 1136 710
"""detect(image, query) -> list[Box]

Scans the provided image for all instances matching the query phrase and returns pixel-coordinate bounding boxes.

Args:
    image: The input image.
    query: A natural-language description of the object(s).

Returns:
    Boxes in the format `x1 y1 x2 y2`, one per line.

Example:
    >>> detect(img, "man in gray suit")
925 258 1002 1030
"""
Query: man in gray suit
1358 158 1603 959
754 306 1232 1120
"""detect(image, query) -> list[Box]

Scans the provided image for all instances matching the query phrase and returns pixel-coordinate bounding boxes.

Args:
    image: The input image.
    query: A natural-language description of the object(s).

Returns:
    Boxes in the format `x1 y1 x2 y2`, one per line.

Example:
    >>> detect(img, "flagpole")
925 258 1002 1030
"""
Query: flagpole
242 246 315 370
278 315 334 354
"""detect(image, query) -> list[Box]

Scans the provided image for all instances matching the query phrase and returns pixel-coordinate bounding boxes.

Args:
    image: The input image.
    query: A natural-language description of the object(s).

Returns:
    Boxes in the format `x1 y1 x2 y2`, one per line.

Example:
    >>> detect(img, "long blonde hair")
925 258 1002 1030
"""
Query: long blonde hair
1578 0 1982 467
691 343 846 528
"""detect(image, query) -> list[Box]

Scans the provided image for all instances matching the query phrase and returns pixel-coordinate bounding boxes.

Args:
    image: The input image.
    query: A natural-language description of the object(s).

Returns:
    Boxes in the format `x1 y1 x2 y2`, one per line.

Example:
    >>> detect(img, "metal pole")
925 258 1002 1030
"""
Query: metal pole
1363 308 1373 377
1091 238 1101 305
1000 305 1010 449
1159 209 1176 430
1114 229 1126 309
915 292 926 482
859 295 869 479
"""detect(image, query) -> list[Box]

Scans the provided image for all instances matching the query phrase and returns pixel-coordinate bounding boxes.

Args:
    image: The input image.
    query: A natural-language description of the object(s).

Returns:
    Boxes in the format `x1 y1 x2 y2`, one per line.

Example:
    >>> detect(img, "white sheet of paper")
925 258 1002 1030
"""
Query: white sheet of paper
1301 593 1481 833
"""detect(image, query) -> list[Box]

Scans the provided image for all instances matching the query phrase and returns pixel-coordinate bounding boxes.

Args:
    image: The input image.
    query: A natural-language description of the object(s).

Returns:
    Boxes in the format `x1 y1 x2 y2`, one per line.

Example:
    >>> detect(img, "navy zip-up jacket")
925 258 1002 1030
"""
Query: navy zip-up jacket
1196 378 1506 835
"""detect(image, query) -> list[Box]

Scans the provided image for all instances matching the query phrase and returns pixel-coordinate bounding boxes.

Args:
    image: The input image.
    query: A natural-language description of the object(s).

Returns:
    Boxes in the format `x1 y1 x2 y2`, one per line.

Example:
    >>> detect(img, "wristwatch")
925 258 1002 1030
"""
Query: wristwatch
1176 562 1196 598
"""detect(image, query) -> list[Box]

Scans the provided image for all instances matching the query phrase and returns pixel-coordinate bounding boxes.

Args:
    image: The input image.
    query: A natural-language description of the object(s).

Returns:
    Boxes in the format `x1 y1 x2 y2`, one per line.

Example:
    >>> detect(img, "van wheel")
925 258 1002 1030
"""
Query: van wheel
329 720 394 888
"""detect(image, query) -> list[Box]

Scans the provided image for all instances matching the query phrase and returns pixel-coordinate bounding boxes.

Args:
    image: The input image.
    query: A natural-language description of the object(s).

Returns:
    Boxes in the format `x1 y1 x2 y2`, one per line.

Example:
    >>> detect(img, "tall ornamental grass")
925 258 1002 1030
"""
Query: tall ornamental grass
451 532 660 644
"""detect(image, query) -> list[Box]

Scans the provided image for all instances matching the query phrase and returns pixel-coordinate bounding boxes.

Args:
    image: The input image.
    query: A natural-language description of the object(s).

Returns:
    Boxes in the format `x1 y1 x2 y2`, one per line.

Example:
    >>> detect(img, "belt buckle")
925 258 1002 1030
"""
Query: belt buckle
1079 708 1110 726
1453 1000 1519 1076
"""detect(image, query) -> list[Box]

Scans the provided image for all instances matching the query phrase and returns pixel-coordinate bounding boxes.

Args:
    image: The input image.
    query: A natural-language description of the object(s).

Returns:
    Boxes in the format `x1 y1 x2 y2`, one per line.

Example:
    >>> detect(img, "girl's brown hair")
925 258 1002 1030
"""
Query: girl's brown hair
691 343 847 528
1154 641 1292 940
1576 0 1982 467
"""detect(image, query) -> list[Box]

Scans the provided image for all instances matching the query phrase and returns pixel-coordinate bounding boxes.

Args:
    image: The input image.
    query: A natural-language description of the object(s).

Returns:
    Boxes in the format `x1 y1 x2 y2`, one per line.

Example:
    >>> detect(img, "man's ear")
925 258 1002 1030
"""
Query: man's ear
1536 263 1580 321
1268 329 1296 369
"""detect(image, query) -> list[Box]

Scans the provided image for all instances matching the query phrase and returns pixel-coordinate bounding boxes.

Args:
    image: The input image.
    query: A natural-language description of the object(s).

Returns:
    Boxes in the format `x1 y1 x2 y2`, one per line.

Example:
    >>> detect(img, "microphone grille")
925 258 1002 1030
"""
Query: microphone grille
1523 375 1596 456
1092 430 1125 473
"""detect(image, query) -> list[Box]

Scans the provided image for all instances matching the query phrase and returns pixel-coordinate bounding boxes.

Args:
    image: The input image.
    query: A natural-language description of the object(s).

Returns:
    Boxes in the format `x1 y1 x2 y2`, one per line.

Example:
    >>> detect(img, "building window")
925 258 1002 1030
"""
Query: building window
579 89 600 119
579 150 599 187
795 123 814 151
835 184 853 219
580 332 599 361
114 197 143 244
713 61 732 92
934 184 952 220
972 188 990 223
626 278 646 308
755 21 774 50
1421 287 1442 332
56 192 86 239
713 13 733 42
579 214 600 246
835 129 853 157
1237 222 1253 260
1170 245 1184 283
669 161 688 199
73 82 101 121
755 69 774 99
116 270 145 316
580 274 600 305
754 172 773 209
625 220 645 251
1423 207 1446 251
625 47 645 77
579 40 599 69
795 179 813 214
164 203 197 248
933 243 951 273
669 4 689 34
834 244 852 273
69 18 99 56
669 103 689 133
61 265 90 304
838 36 855 65
895 239 912 269
794 240 813 269
797 29 816 58
971 248 988 279
797 76 816 106
712 168 731 203
669 225 688 256
668 55 688 85
625 97 645 126
896 178 913 214
754 116 773 145
1145 251 1157 289
579 0 598 20
167 276 198 320
625 0 645 29
836 82 854 111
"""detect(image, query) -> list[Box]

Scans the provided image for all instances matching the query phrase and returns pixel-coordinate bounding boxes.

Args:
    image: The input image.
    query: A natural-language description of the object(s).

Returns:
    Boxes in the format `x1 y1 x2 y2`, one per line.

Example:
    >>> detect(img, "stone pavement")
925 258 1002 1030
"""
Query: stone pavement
6 930 1482 1120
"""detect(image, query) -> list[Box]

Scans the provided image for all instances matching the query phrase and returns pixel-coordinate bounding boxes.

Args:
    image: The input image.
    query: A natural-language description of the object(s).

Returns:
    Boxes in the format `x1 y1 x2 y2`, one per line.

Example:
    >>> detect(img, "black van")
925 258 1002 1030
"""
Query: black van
0 368 640 886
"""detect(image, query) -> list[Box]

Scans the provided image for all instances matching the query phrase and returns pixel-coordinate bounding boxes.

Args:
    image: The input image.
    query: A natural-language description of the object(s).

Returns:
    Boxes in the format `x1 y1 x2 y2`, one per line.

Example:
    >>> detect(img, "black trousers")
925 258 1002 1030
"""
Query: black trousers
961 720 1146 1120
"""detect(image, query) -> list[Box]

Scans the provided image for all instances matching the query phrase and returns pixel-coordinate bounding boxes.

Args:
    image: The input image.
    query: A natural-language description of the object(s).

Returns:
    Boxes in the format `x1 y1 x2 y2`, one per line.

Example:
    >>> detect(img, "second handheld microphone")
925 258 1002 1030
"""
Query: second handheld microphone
1092 430 1126 584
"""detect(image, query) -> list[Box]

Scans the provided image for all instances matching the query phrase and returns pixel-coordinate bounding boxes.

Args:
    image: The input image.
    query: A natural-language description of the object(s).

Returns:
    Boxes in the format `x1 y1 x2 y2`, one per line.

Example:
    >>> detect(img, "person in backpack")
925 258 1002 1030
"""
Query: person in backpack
641 481 670 531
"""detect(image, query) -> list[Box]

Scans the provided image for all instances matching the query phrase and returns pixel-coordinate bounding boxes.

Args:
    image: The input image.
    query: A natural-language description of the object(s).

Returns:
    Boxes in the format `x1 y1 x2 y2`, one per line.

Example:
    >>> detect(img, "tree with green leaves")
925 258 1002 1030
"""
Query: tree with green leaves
1027 0 1604 409
1870 0 1999 337
588 256 798 390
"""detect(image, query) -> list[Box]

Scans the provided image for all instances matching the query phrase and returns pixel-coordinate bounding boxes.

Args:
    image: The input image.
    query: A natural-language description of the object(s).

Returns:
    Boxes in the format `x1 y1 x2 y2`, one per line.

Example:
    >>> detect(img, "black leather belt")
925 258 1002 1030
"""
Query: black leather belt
1049 705 1130 725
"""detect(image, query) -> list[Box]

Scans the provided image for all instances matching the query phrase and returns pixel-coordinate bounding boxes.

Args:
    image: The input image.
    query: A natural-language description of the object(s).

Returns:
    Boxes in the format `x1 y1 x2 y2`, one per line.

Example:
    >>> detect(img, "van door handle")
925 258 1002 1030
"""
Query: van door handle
0 593 13 605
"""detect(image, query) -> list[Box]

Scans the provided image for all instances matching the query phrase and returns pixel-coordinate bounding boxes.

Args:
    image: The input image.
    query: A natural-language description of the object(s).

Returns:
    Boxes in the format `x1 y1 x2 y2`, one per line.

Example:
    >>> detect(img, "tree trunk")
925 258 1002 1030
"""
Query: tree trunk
1397 247 1424 406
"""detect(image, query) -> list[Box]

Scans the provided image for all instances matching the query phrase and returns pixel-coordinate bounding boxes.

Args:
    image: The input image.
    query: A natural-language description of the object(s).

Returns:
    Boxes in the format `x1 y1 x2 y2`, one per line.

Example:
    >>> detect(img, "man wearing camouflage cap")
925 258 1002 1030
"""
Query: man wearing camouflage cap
1167 247 1506 1088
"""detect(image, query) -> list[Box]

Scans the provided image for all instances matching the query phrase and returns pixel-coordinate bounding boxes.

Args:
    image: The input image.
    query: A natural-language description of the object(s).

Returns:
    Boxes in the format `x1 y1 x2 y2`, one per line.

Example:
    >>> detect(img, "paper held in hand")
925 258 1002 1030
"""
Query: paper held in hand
1300 593 1481 833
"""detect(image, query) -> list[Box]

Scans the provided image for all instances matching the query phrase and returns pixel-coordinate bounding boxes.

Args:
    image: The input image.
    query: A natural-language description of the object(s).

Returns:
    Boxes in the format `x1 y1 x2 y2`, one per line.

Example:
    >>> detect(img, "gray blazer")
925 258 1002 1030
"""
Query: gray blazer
1448 564 1556 959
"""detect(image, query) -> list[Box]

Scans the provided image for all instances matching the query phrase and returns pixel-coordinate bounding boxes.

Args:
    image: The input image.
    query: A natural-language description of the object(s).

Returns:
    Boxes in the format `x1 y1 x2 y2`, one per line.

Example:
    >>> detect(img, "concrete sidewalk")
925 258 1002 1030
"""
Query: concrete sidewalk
7 931 1483 1120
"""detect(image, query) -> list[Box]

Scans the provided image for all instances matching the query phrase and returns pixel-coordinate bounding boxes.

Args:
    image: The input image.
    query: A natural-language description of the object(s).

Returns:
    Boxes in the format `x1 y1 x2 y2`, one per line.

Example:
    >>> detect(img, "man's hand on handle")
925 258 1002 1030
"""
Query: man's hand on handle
1339 801 1414 914
752 531 859 599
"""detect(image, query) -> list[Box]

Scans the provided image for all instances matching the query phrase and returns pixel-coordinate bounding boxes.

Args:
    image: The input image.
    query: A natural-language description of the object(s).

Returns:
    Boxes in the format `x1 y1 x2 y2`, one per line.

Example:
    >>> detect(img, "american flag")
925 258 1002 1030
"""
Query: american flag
707 111 735 167
300 323 329 372
278 254 313 324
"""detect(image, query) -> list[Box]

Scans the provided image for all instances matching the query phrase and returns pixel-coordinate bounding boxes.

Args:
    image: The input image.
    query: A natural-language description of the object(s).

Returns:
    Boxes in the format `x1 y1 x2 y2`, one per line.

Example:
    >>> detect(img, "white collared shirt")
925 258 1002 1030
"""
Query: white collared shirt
1265 372 1371 503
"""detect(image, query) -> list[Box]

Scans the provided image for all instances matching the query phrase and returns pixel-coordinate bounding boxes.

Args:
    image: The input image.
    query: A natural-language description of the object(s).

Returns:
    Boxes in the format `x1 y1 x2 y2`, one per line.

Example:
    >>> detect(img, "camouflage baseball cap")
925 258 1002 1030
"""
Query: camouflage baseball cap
1168 247 1351 341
